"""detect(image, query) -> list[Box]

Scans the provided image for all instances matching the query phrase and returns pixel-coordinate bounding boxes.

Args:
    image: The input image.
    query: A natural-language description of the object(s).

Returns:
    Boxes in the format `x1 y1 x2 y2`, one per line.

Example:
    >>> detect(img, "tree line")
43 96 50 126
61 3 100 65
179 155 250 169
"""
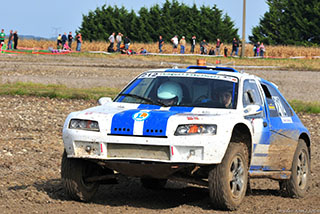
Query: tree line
79 0 320 46
78 0 239 44
250 0 320 46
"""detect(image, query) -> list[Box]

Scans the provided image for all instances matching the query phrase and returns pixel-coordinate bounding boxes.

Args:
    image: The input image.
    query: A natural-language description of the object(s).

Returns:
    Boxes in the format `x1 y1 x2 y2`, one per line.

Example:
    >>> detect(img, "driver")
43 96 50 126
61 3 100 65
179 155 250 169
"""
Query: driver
157 81 183 106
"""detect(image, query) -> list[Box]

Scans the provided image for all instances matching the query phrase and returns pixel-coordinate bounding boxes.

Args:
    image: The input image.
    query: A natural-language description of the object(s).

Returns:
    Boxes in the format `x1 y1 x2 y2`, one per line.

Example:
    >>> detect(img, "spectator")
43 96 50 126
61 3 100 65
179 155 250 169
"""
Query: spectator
116 32 122 52
190 35 196 54
158 35 164 53
124 36 131 50
231 38 239 56
57 34 62 49
200 39 208 54
0 29 5 48
259 42 265 58
75 33 82 51
208 47 215 55
215 38 222 55
61 32 67 48
171 35 178 54
63 42 71 51
179 36 186 54
108 32 115 51
224 46 228 57
13 31 18 49
68 32 73 50
140 47 148 54
7 30 13 49
253 41 260 56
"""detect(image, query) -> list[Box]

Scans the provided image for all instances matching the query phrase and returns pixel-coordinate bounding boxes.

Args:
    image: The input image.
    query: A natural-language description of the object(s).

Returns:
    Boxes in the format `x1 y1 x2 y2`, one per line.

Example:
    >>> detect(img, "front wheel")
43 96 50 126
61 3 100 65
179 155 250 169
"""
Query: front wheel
208 143 248 210
61 151 100 201
281 139 310 198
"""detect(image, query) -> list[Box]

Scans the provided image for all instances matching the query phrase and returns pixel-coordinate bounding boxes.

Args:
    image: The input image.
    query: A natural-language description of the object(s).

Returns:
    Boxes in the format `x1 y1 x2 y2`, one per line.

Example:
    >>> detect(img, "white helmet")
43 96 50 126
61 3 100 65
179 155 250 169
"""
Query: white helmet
157 81 183 105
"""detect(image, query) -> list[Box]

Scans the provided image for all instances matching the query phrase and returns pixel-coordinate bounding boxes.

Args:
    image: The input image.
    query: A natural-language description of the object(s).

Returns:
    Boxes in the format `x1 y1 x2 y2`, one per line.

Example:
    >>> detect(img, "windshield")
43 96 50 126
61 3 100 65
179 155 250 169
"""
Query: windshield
114 72 239 109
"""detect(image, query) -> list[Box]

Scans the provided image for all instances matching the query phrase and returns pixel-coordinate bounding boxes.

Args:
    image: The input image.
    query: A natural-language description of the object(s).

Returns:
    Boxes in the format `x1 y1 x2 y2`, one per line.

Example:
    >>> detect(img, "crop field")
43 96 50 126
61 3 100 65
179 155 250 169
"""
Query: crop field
0 53 319 213
17 39 320 58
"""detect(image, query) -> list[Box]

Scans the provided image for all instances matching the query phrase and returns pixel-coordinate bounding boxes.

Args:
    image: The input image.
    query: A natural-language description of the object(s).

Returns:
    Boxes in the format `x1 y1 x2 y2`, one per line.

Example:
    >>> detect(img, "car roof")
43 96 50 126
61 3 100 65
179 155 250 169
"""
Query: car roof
145 65 279 88
146 65 259 80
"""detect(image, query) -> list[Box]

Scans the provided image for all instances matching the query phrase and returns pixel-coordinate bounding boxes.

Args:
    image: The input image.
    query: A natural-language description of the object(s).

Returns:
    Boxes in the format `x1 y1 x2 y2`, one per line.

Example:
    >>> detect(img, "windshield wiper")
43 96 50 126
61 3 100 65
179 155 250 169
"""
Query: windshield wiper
118 93 169 107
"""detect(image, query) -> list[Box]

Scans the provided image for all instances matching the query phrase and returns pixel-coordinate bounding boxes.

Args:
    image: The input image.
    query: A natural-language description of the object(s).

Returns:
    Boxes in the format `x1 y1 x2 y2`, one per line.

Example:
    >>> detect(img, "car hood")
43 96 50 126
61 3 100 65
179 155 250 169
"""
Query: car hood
68 102 237 137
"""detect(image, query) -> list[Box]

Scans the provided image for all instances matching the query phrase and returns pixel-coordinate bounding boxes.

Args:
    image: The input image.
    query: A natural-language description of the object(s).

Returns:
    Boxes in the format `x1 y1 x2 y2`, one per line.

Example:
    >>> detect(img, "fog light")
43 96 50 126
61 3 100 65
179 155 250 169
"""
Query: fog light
85 145 92 152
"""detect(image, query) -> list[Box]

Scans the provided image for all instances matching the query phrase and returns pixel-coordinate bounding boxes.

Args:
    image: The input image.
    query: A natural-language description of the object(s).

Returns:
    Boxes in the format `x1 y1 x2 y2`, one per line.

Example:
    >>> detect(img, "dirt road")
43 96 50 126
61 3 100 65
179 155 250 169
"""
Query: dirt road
0 54 319 213
1 54 320 102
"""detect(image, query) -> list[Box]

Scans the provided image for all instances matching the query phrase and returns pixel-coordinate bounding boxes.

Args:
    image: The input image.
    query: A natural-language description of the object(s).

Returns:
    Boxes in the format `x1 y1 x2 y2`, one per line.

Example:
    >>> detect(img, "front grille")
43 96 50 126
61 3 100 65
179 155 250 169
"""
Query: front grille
107 143 170 160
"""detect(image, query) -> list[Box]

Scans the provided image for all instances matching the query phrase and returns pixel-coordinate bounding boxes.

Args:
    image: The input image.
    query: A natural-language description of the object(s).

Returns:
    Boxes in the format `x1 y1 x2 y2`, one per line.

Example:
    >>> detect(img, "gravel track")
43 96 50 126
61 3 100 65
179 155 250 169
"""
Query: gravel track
1 54 320 102
0 54 319 213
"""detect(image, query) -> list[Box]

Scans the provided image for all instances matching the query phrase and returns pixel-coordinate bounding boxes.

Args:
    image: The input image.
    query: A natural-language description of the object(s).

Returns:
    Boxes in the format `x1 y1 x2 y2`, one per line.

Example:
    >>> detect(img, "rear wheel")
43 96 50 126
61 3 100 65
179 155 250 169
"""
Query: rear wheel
140 178 167 190
281 139 310 198
61 151 100 201
208 143 248 210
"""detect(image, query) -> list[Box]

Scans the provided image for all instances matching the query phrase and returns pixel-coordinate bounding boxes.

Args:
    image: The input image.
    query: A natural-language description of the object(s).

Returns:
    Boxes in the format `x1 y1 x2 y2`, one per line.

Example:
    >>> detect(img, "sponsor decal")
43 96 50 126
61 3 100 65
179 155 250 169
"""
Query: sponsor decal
281 117 293 124
187 116 199 120
138 72 238 83
132 111 150 121
268 103 276 110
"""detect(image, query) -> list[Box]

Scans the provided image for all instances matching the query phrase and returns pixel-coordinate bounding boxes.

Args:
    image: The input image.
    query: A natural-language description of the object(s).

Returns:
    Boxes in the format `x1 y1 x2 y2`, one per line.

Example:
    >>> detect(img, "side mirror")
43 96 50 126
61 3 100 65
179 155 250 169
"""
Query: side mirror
243 105 263 116
98 97 112 105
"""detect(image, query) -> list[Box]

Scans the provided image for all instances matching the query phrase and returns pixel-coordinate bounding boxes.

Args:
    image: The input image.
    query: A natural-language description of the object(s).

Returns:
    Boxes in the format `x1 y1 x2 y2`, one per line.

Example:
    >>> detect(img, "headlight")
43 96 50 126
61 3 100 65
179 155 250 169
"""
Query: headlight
69 119 100 131
174 124 217 136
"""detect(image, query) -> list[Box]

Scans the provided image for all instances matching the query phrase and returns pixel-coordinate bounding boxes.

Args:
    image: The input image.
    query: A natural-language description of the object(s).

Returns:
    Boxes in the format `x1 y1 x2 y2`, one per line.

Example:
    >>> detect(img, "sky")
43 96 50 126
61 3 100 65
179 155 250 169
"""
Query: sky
1 0 268 40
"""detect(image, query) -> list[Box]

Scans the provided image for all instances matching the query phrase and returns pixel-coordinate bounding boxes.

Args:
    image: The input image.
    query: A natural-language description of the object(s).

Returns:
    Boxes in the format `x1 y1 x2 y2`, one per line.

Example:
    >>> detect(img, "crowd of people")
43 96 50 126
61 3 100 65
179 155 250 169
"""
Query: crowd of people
253 41 266 57
1 28 266 57
164 35 265 57
56 32 82 52
0 29 19 50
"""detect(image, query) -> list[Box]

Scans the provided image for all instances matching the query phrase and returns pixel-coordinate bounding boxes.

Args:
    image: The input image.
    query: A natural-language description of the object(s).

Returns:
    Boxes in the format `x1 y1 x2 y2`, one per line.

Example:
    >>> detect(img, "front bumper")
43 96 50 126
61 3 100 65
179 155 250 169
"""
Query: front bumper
63 129 229 164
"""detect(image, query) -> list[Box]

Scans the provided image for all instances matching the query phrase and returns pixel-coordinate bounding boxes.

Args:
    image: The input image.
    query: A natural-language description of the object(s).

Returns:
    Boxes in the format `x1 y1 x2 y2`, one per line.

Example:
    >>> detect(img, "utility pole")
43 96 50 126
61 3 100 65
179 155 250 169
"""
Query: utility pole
241 0 246 58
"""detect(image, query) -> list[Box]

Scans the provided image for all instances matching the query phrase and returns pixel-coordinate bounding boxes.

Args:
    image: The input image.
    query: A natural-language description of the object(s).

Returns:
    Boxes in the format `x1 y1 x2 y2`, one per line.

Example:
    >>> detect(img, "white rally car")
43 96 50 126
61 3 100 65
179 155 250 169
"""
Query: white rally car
61 65 311 210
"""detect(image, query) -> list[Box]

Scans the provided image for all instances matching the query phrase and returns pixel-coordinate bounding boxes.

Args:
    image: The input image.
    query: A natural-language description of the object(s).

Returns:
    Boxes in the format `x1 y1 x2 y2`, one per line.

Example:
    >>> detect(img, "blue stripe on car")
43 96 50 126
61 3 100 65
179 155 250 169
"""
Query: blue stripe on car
110 109 140 135
143 107 194 136
194 70 219 74
137 104 161 110
164 69 189 73
111 106 193 136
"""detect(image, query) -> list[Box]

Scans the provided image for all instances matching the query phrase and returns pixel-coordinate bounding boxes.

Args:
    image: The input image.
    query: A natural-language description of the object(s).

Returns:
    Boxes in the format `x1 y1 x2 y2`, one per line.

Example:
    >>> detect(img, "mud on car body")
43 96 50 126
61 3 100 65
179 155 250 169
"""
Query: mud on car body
61 65 311 210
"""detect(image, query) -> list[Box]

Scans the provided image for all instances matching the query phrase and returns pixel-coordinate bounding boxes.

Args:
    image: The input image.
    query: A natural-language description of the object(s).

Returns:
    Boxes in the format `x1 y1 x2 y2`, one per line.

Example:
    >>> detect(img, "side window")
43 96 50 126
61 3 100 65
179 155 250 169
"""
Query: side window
242 79 263 107
261 82 293 117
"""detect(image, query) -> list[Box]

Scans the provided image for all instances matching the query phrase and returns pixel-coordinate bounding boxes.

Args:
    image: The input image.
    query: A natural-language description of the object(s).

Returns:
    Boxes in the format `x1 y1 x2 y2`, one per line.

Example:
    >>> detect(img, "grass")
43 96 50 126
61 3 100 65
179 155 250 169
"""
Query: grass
289 100 320 114
0 82 319 114
0 82 120 100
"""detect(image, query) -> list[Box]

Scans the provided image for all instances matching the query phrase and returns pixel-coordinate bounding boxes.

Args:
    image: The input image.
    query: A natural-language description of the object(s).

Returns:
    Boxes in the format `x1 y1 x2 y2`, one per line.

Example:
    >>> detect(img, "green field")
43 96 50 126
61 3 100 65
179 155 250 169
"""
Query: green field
0 82 318 114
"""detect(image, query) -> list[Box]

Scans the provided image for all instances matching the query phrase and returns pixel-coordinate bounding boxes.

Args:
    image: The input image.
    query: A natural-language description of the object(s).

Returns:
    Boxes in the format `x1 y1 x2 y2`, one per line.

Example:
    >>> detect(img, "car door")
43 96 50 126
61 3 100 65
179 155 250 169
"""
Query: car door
259 80 299 171
242 79 271 171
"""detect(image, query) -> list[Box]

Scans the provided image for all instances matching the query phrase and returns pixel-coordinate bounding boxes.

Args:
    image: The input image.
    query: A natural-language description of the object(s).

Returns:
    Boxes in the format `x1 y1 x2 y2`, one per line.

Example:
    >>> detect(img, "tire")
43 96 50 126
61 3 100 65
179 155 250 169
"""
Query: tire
61 151 100 201
281 139 310 198
208 142 248 210
140 178 167 190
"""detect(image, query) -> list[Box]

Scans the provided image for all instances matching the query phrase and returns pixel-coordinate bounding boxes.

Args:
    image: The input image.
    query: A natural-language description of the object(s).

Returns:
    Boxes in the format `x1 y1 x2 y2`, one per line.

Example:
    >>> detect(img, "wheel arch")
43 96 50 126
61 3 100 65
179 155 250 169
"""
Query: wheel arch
299 132 311 160
230 123 252 164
